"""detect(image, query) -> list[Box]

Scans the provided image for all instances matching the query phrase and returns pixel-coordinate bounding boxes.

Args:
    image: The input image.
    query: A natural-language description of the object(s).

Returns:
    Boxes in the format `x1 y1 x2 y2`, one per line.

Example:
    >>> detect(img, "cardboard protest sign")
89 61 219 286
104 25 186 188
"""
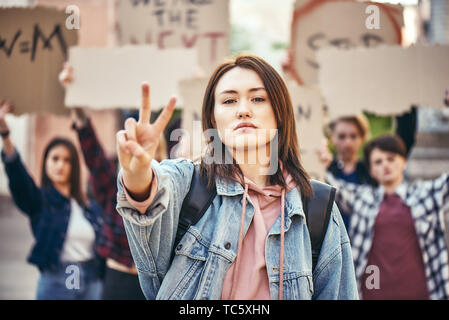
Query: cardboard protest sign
37 0 114 47
316 45 449 119
0 6 78 115
115 0 230 76
288 82 326 181
290 0 403 86
176 77 209 159
65 45 197 109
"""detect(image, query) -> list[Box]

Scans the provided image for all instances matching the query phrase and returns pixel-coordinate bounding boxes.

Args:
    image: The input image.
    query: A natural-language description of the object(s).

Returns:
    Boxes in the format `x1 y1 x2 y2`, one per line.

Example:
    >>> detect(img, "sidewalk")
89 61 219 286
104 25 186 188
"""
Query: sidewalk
0 196 39 300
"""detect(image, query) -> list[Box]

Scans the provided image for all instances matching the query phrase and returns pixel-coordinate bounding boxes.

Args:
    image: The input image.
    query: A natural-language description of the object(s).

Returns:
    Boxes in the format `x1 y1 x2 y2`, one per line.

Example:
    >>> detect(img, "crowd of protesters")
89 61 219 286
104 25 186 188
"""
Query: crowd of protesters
0 57 448 300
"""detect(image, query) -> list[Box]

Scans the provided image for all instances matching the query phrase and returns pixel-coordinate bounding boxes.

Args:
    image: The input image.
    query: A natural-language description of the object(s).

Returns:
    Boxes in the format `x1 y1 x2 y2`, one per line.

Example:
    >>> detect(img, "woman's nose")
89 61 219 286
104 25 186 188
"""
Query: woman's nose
56 160 65 169
236 102 252 118
237 111 251 118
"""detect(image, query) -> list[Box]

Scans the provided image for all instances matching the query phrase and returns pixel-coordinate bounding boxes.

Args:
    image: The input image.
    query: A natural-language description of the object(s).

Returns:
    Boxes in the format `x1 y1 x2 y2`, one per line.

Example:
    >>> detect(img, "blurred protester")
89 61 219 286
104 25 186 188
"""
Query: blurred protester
0 101 105 300
60 63 167 300
318 111 417 231
326 134 449 300
318 115 373 230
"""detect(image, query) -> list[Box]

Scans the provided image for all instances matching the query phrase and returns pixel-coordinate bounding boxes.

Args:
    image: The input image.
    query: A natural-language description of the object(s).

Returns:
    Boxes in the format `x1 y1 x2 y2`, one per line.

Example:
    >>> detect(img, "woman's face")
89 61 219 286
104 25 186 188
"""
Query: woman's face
212 67 277 152
45 145 72 186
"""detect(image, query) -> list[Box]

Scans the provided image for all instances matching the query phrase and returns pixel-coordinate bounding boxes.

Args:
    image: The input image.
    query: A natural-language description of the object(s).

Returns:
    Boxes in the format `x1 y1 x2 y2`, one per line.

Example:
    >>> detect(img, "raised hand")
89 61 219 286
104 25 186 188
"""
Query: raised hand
0 100 12 133
316 138 333 169
59 62 73 88
0 100 15 156
117 82 176 199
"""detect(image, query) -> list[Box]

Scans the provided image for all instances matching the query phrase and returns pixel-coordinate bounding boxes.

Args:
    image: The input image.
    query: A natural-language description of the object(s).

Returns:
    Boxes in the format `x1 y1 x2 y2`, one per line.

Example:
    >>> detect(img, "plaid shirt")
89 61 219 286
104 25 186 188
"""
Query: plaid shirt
75 119 134 267
326 172 449 300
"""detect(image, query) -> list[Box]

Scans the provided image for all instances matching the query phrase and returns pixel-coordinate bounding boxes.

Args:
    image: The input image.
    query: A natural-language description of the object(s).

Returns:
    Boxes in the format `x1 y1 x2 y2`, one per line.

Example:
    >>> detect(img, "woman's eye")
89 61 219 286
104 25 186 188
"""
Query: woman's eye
252 97 265 103
223 99 236 104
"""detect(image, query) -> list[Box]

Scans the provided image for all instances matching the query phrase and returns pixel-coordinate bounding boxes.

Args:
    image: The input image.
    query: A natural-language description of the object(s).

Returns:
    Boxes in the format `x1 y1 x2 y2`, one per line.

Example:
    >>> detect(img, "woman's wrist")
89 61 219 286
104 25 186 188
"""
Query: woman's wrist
122 167 153 201
1 136 16 157
0 129 10 138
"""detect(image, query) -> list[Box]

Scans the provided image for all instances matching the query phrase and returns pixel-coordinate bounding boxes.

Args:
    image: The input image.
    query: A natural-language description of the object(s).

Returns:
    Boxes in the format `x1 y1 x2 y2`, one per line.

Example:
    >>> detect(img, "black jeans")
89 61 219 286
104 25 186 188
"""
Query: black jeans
101 266 146 300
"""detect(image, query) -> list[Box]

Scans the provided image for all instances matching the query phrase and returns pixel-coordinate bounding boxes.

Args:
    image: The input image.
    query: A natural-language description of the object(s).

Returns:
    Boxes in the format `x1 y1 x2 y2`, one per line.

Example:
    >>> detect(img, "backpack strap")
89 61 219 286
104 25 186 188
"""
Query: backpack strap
170 164 216 263
304 180 336 272
171 168 336 273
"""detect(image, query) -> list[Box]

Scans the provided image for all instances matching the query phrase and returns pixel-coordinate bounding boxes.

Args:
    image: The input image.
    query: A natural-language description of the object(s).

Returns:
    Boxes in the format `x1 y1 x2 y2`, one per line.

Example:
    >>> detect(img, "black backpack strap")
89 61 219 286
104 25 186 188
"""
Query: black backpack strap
304 179 336 272
170 164 216 263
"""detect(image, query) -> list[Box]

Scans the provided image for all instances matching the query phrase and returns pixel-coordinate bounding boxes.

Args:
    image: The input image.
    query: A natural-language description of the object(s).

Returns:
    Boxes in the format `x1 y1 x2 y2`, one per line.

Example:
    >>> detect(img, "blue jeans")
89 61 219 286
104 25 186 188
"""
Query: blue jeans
36 260 103 300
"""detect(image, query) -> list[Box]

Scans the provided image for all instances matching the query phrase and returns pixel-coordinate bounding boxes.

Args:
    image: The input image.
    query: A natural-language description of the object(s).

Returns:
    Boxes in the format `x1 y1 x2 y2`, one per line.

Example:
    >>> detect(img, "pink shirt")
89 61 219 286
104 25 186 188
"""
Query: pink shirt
221 173 296 299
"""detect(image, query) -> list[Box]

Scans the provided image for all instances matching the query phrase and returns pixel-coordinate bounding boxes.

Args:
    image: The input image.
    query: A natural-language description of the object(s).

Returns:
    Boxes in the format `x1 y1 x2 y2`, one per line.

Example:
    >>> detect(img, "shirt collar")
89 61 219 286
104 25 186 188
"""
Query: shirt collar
378 181 408 202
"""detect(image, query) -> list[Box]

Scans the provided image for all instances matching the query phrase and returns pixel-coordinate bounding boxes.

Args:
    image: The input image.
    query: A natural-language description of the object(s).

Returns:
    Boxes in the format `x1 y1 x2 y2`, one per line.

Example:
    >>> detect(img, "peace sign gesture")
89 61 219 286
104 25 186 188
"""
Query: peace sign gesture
117 82 176 199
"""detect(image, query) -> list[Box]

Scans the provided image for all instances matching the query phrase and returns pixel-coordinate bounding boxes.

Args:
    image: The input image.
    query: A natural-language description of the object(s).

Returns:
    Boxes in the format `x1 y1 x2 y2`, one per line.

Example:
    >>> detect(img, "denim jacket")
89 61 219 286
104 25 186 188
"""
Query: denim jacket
116 158 359 300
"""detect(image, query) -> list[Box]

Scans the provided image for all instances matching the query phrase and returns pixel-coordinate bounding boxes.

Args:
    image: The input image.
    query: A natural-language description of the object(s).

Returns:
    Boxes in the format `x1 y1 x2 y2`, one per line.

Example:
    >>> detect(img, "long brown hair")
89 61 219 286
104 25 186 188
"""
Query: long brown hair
199 55 312 198
41 137 86 206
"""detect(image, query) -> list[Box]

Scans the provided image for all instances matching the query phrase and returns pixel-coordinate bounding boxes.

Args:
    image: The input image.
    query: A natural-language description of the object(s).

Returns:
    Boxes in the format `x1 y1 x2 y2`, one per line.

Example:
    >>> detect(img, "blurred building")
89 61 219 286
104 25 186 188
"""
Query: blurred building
407 0 449 181
410 0 449 249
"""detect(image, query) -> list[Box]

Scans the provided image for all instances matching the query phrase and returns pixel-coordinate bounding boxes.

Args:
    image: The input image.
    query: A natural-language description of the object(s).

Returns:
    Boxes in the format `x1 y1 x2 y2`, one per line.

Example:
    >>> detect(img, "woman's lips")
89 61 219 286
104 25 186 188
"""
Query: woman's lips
234 122 257 130
235 126 256 132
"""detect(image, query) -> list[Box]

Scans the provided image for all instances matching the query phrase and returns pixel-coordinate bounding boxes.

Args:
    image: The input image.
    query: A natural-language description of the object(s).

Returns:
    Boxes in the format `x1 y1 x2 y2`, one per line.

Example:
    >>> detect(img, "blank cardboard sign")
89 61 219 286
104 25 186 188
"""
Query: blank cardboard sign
65 46 197 109
176 77 209 160
288 82 326 181
316 45 449 119
290 0 403 86
0 6 78 115
115 0 230 76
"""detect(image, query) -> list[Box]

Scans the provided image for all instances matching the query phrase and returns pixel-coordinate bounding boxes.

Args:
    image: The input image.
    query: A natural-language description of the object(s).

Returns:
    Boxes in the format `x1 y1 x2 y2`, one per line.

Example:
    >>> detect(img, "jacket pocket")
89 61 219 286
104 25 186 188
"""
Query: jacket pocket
162 230 209 300
275 271 314 300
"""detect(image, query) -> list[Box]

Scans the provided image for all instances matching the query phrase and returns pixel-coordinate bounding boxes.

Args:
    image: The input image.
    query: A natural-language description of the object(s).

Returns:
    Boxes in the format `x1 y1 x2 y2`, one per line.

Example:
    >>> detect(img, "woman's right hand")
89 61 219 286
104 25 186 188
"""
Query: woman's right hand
316 138 333 169
0 100 12 133
59 62 73 88
117 82 176 199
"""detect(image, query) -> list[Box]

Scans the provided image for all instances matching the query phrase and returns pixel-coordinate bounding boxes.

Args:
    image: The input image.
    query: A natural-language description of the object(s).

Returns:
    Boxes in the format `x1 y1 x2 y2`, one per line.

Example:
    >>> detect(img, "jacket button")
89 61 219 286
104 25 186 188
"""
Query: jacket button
224 242 231 250
177 244 183 251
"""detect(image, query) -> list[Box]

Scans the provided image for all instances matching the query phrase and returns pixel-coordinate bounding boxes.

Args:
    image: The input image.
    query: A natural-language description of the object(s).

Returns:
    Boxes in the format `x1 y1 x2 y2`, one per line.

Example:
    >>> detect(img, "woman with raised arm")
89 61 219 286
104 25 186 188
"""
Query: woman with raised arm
116 55 358 300
0 101 104 300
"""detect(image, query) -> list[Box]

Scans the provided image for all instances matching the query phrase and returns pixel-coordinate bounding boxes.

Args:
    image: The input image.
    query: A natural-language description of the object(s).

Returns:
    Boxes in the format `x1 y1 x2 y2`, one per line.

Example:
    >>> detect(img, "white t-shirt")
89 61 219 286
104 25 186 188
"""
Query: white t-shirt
60 199 96 262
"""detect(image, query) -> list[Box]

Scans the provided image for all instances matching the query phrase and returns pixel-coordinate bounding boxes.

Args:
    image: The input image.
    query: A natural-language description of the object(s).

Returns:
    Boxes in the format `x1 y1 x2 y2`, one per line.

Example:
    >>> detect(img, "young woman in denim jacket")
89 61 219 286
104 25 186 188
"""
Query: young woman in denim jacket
0 102 104 300
115 55 358 300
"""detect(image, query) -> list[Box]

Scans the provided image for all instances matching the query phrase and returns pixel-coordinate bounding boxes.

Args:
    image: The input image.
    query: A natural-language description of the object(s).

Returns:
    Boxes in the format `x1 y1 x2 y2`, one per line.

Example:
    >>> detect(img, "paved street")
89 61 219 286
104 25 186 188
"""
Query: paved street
0 196 39 300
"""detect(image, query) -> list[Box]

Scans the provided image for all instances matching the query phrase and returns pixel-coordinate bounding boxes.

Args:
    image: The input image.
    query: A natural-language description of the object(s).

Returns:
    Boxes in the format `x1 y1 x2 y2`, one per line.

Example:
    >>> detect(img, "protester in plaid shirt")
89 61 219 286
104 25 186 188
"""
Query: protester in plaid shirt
71 110 143 300
71 107 169 299
325 134 449 300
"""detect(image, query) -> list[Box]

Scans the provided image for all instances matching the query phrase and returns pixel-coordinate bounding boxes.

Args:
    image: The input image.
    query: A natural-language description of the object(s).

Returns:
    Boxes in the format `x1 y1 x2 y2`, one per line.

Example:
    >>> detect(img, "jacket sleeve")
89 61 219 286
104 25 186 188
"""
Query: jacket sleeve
325 172 359 215
412 172 449 225
115 158 194 299
312 203 359 300
1 150 42 219
75 119 117 211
